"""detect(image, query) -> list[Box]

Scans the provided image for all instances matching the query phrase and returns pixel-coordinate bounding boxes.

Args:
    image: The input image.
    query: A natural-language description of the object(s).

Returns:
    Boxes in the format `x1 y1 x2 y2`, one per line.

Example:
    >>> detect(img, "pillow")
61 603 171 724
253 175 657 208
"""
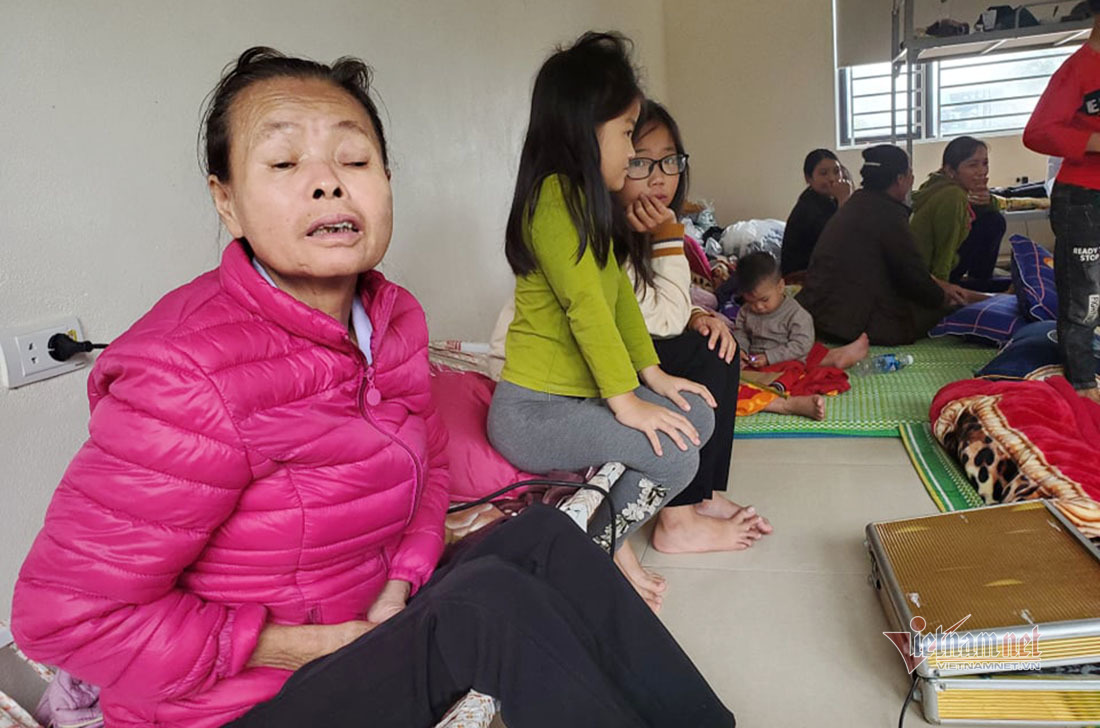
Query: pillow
978 320 1100 381
429 367 535 501
1010 235 1058 322
978 321 1059 379
929 293 1027 345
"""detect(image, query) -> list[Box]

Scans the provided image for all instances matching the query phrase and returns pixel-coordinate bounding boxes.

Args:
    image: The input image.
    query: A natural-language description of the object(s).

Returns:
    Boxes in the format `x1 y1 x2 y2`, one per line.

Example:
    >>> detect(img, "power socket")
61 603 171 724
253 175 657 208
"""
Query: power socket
0 316 87 389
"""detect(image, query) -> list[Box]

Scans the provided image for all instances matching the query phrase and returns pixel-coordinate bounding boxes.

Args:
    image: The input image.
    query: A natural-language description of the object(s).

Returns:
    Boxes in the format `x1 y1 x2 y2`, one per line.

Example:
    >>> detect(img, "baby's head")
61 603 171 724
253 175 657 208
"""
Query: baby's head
738 253 785 315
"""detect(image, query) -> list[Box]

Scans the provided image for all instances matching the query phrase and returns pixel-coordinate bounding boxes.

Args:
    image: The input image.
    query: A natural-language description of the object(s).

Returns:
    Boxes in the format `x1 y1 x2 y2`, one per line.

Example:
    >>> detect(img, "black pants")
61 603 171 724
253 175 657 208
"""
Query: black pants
1050 183 1100 391
950 209 1011 292
226 506 734 728
653 331 739 506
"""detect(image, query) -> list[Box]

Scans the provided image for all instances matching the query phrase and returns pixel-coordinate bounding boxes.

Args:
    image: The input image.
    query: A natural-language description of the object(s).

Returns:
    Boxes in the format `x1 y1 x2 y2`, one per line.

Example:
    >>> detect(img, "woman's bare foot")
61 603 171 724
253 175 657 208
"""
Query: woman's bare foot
651 505 765 554
694 495 774 534
614 544 664 612
821 333 870 370
765 394 826 421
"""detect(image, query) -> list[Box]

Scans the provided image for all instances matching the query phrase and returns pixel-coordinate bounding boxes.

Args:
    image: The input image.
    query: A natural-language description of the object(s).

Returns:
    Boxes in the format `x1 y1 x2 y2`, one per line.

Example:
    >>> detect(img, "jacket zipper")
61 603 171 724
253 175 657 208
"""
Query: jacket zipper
352 280 423 526
358 365 425 526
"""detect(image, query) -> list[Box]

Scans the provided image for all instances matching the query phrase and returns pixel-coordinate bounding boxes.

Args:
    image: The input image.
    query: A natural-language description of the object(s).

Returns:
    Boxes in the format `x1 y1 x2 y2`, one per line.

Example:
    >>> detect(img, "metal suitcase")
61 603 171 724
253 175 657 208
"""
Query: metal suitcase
866 501 1100 725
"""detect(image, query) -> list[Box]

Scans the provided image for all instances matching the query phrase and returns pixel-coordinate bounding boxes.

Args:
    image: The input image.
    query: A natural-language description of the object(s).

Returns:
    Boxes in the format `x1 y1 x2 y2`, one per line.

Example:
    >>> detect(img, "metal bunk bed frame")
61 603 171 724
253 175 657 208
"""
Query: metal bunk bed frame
890 0 1093 158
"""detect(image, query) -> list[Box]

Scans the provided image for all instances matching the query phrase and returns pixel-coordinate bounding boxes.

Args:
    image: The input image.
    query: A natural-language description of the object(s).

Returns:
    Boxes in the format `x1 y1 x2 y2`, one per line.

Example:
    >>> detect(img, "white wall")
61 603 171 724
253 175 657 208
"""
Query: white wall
0 0 667 625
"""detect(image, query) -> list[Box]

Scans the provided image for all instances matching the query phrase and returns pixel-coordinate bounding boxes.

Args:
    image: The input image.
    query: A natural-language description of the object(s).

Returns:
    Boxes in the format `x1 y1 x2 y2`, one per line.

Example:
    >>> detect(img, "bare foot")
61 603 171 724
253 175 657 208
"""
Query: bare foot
821 333 870 370
694 495 774 534
1079 388 1100 406
651 505 765 554
765 394 826 421
613 545 664 612
693 493 742 519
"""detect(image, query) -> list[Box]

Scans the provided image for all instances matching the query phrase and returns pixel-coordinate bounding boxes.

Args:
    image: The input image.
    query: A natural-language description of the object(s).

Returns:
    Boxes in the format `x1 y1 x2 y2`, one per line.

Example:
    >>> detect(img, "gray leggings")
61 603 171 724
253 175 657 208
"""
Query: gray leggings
488 381 715 550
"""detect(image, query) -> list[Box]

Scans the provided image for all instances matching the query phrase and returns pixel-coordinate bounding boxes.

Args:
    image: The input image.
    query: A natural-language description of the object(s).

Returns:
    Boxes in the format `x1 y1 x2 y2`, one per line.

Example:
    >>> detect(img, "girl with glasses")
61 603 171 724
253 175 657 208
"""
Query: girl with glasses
616 100 773 553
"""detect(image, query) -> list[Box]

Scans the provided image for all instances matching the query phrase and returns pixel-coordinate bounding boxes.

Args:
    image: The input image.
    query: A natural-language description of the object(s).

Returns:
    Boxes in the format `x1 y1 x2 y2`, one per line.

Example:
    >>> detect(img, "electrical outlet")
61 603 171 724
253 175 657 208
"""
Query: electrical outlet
0 316 87 389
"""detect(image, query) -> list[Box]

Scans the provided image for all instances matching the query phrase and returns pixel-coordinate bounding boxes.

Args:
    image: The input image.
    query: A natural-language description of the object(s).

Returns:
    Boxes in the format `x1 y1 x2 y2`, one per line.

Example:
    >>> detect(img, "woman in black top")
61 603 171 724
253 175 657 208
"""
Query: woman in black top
780 149 853 279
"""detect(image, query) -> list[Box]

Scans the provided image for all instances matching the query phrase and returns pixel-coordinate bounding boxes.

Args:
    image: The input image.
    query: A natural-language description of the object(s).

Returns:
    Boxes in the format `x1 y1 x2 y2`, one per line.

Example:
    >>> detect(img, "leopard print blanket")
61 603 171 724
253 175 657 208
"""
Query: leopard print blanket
934 394 1100 539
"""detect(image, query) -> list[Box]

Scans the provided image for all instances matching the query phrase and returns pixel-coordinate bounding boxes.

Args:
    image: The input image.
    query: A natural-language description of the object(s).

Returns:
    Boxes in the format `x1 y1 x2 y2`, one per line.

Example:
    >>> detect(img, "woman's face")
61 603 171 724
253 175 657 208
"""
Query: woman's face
896 167 916 198
808 158 842 197
596 98 641 193
208 76 393 281
949 146 989 193
618 122 681 208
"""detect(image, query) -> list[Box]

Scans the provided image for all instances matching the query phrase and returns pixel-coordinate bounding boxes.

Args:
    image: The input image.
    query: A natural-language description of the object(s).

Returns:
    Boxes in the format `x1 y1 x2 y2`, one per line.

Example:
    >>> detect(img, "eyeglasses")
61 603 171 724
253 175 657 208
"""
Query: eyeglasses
626 153 689 180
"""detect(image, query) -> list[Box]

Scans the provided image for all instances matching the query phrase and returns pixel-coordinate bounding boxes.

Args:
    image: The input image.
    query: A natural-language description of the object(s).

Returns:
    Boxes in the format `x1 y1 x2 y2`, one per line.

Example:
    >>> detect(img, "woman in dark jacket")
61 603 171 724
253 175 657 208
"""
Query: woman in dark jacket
797 145 962 346
780 149 853 279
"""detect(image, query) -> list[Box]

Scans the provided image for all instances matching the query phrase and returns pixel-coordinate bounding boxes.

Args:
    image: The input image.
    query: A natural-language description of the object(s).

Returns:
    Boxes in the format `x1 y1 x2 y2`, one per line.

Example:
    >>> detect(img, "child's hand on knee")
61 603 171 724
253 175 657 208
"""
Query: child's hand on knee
607 390 700 456
639 366 716 411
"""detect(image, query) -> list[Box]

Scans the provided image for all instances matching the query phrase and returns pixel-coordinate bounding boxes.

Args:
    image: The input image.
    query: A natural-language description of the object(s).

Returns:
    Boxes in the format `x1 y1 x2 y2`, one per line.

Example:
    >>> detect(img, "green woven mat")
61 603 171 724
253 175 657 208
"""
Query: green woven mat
899 422 984 512
734 338 997 438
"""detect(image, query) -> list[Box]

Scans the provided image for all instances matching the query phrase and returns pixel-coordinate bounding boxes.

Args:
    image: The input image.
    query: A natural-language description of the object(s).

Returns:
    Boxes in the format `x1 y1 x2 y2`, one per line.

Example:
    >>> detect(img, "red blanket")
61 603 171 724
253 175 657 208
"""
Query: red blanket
931 377 1100 537
752 342 850 397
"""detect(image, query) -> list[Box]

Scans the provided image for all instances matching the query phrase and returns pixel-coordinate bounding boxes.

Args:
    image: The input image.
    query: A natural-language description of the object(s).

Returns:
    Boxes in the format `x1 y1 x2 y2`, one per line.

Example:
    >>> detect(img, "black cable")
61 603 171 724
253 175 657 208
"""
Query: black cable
448 478 617 556
898 674 919 728
48 333 108 362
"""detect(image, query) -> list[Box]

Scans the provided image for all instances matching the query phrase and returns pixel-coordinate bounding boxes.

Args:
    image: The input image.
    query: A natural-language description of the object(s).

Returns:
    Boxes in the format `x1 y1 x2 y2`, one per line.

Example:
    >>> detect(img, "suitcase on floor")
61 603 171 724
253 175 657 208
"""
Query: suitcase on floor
919 670 1100 725
865 501 1100 725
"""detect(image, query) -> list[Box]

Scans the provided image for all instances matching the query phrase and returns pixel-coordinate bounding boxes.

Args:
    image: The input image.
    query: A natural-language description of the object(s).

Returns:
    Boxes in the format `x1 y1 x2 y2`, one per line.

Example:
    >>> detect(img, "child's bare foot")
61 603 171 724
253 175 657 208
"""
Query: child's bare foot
693 493 741 519
614 544 664 612
765 394 826 421
694 495 774 534
651 505 765 554
1079 387 1100 406
821 333 870 370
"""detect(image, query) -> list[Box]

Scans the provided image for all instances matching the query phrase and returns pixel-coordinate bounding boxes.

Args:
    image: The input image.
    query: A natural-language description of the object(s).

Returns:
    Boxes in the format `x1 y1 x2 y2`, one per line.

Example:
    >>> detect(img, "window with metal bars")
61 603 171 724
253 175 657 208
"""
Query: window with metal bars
839 47 1077 147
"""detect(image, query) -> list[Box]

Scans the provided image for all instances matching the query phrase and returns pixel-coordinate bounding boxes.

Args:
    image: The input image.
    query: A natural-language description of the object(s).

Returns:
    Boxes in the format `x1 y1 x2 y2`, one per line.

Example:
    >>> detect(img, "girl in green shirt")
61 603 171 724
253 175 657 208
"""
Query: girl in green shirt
487 32 717 612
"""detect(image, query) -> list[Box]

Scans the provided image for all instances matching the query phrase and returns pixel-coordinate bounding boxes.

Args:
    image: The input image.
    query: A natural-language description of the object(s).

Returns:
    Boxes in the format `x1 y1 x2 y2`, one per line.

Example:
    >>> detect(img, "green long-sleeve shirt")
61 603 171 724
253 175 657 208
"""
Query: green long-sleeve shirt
910 171 1004 280
501 175 660 398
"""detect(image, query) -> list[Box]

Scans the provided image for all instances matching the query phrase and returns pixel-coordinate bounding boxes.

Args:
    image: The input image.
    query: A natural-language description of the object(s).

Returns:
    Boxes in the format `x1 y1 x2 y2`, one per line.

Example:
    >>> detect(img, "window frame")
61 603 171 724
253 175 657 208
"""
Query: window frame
838 46 1077 149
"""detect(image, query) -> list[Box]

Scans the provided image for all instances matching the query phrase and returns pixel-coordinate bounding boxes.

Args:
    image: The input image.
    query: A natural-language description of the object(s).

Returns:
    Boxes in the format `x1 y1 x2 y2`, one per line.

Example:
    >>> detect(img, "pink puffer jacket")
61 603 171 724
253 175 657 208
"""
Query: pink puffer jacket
12 241 449 728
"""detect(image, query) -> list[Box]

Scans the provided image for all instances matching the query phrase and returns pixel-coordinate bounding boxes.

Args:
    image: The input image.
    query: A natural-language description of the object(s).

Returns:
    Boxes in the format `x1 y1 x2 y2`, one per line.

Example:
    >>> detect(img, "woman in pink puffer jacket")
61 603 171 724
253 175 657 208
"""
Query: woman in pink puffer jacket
11 47 733 728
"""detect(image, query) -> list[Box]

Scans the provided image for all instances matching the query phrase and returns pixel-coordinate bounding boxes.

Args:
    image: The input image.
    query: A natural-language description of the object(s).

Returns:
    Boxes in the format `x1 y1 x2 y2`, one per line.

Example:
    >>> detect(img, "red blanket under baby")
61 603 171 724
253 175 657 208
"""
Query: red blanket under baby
737 342 850 415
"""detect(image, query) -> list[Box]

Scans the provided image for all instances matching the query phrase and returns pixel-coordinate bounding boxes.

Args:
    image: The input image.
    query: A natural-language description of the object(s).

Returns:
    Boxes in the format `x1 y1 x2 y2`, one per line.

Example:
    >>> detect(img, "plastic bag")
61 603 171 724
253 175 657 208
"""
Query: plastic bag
719 219 786 260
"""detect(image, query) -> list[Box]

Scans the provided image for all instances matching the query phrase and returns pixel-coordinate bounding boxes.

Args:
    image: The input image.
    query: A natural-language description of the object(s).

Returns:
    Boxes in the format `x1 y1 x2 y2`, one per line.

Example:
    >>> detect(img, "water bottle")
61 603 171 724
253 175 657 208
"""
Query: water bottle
852 353 915 376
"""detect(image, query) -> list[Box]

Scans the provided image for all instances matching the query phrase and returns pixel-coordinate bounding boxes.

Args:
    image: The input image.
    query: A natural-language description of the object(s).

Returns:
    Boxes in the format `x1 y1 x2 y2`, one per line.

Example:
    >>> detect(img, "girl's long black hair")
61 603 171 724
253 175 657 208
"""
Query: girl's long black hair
504 31 643 275
625 100 690 291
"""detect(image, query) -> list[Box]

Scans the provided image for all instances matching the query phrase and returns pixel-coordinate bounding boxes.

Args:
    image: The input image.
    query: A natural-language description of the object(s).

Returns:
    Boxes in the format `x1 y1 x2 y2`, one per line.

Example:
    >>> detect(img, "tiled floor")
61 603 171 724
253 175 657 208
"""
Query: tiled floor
637 437 943 727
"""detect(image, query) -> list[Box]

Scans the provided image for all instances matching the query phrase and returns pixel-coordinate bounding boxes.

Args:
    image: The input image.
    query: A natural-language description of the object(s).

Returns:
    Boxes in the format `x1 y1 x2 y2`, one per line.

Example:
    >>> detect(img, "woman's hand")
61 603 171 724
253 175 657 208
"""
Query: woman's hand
934 277 970 307
937 279 991 307
830 178 854 206
607 389 703 457
967 188 992 206
689 313 737 364
626 194 676 234
248 621 375 671
366 579 410 624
